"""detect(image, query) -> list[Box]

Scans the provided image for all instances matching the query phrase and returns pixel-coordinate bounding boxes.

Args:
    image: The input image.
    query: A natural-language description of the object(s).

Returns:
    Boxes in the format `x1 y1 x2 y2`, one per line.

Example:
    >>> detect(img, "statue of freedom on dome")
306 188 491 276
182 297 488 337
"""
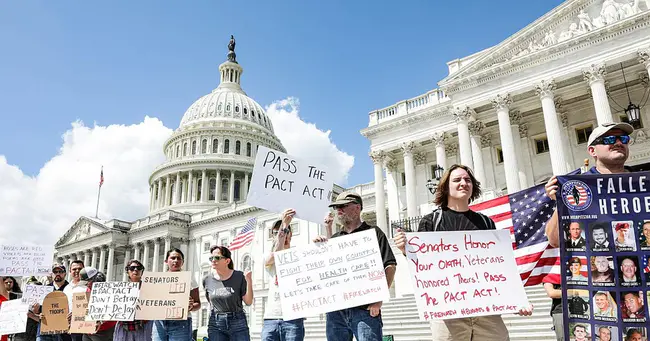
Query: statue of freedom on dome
227 35 237 63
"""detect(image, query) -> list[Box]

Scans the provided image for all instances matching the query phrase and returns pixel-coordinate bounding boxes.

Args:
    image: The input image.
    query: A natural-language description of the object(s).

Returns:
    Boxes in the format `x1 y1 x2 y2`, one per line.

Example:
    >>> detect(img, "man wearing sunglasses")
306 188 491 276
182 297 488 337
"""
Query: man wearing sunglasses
545 122 634 248
33 264 72 341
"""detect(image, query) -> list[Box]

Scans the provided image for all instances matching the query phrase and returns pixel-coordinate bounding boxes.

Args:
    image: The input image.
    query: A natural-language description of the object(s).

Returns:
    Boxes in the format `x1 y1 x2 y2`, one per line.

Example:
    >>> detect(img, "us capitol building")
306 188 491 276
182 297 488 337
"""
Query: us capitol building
53 0 650 339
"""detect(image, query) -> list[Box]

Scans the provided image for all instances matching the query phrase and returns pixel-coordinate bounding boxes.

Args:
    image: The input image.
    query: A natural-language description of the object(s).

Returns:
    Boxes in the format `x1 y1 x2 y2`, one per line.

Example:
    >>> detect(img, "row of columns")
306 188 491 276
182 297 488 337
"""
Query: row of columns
150 170 251 211
370 56 650 231
58 244 115 282
167 135 257 160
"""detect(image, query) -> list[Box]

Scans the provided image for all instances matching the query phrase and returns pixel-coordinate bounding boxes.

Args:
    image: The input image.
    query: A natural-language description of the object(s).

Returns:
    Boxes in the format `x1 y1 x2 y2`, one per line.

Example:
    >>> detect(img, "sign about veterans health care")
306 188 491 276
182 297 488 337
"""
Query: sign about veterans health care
88 282 139 321
557 172 650 341
274 229 390 320
0 244 53 276
247 146 334 224
405 230 529 320
135 271 191 320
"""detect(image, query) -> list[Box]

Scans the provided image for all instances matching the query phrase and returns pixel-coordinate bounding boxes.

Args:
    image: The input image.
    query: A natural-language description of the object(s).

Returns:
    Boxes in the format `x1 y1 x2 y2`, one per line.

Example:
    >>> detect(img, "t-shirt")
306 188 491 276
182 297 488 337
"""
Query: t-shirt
418 207 496 232
203 271 247 313
263 263 283 320
0 295 8 341
63 281 86 311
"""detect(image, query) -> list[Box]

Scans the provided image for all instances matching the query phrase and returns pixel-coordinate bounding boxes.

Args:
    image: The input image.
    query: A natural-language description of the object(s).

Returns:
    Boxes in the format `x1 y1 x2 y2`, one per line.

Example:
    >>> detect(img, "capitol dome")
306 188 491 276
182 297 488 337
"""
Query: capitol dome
147 36 285 214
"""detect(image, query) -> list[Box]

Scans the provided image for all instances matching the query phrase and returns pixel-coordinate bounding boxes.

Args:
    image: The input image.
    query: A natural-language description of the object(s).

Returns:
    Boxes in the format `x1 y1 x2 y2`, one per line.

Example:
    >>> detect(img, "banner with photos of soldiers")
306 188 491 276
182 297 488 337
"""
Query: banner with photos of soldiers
557 172 650 341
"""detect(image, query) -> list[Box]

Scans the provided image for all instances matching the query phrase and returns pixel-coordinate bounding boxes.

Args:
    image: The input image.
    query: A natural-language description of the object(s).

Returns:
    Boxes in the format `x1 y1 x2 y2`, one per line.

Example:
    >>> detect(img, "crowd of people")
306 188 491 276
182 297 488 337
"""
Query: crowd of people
0 122 644 341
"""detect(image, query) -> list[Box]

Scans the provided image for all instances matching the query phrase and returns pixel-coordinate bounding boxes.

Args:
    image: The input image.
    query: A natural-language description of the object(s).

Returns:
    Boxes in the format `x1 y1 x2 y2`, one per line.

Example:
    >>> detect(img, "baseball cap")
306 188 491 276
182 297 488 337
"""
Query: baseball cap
51 263 66 272
615 222 630 231
79 267 98 281
587 122 634 146
329 191 363 209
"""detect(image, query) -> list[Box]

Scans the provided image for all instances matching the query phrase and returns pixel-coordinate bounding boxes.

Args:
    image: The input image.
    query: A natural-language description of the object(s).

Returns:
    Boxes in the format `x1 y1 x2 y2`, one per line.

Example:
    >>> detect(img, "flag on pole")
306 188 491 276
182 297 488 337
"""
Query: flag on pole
229 218 257 251
469 184 560 286
99 166 104 187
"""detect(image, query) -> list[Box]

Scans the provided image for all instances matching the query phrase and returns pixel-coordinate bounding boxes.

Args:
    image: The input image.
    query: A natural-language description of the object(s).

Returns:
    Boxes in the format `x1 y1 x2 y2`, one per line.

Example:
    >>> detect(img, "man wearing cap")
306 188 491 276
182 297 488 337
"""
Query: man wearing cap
312 191 397 341
545 122 635 247
34 264 71 341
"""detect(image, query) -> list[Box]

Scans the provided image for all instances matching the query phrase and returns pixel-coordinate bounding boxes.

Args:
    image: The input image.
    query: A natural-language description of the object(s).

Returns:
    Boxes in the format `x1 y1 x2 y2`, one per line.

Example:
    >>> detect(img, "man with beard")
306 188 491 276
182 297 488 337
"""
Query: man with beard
592 256 614 283
591 224 610 251
33 263 71 341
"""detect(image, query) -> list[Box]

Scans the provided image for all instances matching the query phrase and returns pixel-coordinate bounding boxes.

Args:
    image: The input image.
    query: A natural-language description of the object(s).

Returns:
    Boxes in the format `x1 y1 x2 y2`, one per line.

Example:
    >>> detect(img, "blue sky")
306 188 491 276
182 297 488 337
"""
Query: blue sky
0 0 565 186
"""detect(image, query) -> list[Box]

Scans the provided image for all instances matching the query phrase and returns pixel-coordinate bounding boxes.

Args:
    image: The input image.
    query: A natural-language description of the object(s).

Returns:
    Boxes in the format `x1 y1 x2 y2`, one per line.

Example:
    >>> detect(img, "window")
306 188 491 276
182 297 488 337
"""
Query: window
183 142 188 156
246 143 251 157
235 141 241 155
220 238 228 246
400 172 406 186
218 103 222 112
203 241 210 253
241 254 251 272
191 141 197 155
209 179 216 201
235 105 240 113
212 139 218 153
234 180 241 201
535 138 550 154
201 309 208 327
244 108 248 115
290 222 300 235
620 114 643 129
575 126 593 144
226 104 231 112
175 145 180 158
221 179 229 201
495 147 504 164
201 139 207 154
196 179 202 201
224 139 230 154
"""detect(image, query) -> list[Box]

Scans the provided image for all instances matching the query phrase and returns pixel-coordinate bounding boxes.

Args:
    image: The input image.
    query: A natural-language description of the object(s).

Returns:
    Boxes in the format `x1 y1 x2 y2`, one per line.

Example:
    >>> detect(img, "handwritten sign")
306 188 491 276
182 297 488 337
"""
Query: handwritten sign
40 291 69 335
88 282 139 321
69 292 96 334
0 244 53 276
0 299 29 336
135 272 190 320
274 229 390 320
246 146 334 224
21 284 54 307
405 230 529 320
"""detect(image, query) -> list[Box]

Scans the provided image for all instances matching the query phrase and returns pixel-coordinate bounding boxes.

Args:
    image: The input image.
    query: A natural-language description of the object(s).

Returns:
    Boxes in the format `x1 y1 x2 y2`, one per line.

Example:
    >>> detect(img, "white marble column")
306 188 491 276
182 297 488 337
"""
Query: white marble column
536 79 572 175
98 246 106 273
180 175 187 204
401 142 418 218
174 172 181 204
91 248 98 268
122 247 131 282
215 170 221 202
201 170 207 202
509 112 531 189
167 236 174 272
431 132 447 171
468 121 487 186
454 107 474 169
229 171 235 203
164 175 171 207
370 150 387 235
156 179 163 209
149 185 155 211
583 63 614 124
243 173 249 200
152 238 161 272
133 243 141 262
106 244 115 281
384 159 400 225
83 251 90 267
187 172 194 203
491 94 521 193
142 241 150 271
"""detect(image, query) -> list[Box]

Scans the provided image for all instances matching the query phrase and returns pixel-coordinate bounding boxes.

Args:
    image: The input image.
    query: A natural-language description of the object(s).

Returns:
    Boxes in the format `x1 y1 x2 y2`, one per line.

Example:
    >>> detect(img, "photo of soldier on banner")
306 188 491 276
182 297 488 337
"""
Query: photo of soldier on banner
568 322 591 341
594 324 619 341
640 221 650 250
565 221 587 251
617 256 641 287
591 256 615 286
567 288 590 319
566 256 588 285
592 291 617 322
590 222 612 252
612 221 636 252
623 327 647 341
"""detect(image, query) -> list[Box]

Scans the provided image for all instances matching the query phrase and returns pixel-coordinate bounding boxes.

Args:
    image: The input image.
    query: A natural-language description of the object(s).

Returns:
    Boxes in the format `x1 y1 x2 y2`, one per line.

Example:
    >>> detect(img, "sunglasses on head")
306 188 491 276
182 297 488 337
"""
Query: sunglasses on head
125 266 144 272
591 135 630 145
209 255 226 262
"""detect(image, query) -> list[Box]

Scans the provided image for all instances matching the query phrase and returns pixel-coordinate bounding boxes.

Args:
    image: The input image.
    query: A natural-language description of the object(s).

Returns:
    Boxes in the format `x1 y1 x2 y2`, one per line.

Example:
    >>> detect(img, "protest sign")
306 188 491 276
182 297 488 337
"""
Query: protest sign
0 244 53 276
21 284 54 307
0 299 29 336
557 172 650 341
135 271 191 320
273 229 390 320
40 291 69 335
88 282 139 321
404 230 529 320
70 292 96 334
246 146 334 224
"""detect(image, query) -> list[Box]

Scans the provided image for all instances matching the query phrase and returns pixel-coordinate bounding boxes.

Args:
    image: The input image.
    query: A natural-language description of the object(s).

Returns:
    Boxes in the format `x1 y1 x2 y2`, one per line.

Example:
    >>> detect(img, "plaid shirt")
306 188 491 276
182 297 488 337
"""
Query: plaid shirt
120 320 148 331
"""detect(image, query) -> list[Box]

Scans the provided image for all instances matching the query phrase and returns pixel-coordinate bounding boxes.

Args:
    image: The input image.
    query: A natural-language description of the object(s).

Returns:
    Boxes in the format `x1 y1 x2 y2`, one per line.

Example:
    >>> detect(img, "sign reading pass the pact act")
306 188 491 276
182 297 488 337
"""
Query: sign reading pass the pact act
0 244 53 277
246 146 334 224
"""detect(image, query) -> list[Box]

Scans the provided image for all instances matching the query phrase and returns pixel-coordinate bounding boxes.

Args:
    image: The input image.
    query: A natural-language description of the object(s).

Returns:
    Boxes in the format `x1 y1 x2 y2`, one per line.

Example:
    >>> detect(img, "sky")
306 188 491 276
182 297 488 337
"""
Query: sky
0 0 565 244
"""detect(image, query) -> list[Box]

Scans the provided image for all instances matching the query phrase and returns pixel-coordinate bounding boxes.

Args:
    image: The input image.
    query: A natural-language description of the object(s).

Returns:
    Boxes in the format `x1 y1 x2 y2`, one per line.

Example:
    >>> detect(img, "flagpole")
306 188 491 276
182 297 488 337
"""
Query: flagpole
95 166 103 219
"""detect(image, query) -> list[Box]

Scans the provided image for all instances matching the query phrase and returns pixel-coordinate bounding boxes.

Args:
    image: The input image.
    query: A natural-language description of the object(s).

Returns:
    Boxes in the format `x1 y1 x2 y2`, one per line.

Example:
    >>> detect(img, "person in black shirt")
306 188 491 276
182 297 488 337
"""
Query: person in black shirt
394 164 532 341
312 191 397 341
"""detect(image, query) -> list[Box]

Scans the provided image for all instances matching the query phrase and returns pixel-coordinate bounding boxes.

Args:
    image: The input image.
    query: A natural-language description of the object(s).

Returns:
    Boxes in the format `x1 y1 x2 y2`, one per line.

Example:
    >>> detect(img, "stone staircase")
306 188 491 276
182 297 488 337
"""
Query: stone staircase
251 285 556 341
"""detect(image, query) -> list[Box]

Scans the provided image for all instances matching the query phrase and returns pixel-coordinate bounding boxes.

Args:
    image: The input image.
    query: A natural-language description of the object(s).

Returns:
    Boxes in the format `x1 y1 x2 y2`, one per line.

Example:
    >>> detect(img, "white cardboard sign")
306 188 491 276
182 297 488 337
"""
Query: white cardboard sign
0 244 54 277
0 299 29 336
22 284 54 307
246 146 333 224
274 229 390 320
405 230 528 320
88 282 140 321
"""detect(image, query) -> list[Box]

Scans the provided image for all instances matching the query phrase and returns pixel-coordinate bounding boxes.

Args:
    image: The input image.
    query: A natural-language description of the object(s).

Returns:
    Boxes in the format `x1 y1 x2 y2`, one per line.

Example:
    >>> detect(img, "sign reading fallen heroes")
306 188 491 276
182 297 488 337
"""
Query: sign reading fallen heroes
70 292 96 334
0 244 54 276
0 299 29 336
89 282 139 321
21 284 54 307
246 146 334 224
274 229 390 320
135 272 191 320
40 291 69 335
405 230 529 320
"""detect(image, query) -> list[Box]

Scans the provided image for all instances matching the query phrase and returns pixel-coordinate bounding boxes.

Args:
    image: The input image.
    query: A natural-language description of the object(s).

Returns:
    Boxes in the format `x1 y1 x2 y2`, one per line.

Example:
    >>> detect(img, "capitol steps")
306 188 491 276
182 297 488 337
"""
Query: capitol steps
252 285 556 341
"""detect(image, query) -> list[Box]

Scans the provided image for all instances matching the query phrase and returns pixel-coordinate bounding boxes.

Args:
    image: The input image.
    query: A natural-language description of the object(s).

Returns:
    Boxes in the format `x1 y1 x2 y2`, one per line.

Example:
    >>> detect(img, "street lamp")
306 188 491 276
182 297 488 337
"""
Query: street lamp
620 62 642 127
426 165 445 194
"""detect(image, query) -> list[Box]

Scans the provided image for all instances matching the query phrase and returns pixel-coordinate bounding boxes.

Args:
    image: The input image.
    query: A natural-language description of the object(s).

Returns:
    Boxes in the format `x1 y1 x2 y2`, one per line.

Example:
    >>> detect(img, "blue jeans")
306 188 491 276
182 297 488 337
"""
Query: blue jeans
326 308 382 341
152 318 193 341
261 319 305 341
207 311 250 341
36 323 71 341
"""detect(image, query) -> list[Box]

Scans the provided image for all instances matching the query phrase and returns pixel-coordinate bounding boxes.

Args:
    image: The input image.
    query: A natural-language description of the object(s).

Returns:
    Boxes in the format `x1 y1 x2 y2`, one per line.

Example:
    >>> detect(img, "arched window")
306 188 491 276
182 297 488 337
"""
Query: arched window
183 142 188 156
226 104 231 112
212 139 218 153
176 145 180 158
241 254 251 272
218 103 222 112
196 179 202 201
221 179 229 201
234 180 241 201
209 178 216 201
243 108 248 115
201 139 207 154
251 110 255 118
235 141 241 155
235 106 240 113
192 141 197 155
224 139 230 154
246 142 251 157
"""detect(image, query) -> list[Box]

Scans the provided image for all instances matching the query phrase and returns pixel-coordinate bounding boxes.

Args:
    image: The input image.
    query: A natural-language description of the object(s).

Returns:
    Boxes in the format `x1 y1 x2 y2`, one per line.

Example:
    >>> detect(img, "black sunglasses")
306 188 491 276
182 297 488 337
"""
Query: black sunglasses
591 135 630 145
125 266 144 272
52 270 65 274
209 255 226 262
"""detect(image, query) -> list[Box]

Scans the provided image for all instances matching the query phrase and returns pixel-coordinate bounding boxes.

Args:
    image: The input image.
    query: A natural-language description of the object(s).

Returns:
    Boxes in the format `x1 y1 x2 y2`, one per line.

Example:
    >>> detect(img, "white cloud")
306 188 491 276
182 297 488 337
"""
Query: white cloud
266 97 355 185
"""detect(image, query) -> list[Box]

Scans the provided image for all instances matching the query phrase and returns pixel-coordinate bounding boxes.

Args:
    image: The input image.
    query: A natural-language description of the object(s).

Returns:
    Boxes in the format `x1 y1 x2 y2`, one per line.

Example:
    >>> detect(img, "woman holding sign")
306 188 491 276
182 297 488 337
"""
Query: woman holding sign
394 164 533 341
114 260 152 341
203 245 253 341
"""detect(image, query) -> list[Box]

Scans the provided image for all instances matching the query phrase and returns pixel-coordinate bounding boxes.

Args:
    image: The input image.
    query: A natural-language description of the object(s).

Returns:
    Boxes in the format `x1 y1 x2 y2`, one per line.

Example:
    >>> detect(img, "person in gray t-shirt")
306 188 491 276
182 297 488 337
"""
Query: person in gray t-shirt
203 245 253 341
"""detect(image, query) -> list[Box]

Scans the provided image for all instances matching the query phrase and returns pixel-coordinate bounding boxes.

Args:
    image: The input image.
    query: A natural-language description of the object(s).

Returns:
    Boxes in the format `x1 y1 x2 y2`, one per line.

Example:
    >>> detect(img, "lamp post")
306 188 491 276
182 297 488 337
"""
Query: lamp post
620 62 641 128
426 165 445 195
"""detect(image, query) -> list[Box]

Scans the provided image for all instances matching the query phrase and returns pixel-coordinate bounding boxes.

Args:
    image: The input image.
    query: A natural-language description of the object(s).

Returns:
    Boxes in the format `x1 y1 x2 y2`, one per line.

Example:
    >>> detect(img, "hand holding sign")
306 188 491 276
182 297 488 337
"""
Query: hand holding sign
40 291 69 335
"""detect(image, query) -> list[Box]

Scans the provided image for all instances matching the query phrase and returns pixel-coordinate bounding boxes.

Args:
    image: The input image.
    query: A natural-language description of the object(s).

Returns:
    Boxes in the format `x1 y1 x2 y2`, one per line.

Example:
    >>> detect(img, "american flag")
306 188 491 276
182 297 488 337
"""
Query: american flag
469 184 560 286
229 218 257 251
99 166 104 187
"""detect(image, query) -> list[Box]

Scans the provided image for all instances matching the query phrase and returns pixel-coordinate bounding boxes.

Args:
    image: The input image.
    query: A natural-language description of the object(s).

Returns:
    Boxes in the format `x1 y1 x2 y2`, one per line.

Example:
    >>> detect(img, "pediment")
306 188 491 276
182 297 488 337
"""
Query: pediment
440 0 650 90
55 216 109 247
